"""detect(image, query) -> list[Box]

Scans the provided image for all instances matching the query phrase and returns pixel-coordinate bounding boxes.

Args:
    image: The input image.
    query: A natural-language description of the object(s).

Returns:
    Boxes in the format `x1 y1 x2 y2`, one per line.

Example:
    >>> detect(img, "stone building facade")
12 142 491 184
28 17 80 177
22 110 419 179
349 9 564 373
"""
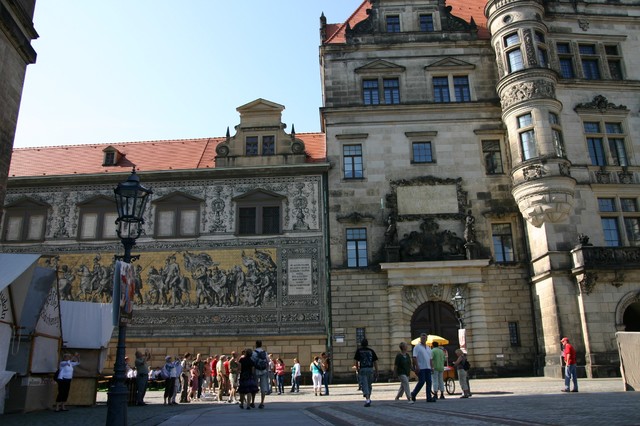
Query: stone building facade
3 99 331 369
0 0 37 210
320 0 640 379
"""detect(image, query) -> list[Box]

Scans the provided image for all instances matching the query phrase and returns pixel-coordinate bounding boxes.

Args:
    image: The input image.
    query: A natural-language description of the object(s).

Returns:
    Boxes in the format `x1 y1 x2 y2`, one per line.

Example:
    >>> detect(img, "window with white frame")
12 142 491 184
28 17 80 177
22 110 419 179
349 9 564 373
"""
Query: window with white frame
598 197 640 246
346 227 368 267
154 193 201 238
2 199 48 242
504 32 524 73
517 112 537 160
343 144 364 179
78 196 118 240
583 120 629 167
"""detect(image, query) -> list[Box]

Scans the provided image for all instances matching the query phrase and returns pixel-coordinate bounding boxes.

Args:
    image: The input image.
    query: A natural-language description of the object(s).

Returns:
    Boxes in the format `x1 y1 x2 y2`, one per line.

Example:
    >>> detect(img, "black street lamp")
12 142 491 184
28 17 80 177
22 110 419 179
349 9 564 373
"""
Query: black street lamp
106 169 152 426
451 287 466 329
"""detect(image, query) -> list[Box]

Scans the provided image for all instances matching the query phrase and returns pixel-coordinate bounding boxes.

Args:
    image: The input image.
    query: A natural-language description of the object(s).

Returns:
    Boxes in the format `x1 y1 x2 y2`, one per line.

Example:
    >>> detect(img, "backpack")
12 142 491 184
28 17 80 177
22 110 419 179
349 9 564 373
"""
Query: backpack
462 359 471 371
255 350 268 370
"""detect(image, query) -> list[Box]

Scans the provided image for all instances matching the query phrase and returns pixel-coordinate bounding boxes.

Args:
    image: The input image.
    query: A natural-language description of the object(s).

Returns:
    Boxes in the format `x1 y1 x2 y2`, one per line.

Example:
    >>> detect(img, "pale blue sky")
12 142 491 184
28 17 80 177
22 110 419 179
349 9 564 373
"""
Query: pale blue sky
13 1 359 148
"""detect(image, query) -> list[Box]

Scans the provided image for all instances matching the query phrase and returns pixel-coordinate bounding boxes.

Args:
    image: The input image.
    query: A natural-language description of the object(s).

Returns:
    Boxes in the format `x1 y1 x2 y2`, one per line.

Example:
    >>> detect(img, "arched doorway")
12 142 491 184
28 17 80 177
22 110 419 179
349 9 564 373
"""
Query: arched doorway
623 301 640 331
411 301 459 364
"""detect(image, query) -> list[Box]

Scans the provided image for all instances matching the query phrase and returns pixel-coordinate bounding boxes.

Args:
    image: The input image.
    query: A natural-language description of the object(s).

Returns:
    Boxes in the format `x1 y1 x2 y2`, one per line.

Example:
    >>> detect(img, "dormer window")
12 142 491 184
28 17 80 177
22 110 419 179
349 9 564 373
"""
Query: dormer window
245 135 276 156
102 146 121 166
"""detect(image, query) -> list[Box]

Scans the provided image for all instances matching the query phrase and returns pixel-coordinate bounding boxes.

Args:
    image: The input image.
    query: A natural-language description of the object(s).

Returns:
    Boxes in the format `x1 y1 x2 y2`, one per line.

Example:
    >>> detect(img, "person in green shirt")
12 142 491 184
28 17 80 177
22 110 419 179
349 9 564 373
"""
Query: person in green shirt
393 342 413 403
431 342 446 399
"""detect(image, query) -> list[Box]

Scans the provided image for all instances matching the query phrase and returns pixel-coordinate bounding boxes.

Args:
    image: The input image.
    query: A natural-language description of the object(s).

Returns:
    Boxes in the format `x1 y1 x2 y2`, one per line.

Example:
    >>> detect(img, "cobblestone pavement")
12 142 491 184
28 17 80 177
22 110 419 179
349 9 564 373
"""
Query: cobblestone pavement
2 377 639 425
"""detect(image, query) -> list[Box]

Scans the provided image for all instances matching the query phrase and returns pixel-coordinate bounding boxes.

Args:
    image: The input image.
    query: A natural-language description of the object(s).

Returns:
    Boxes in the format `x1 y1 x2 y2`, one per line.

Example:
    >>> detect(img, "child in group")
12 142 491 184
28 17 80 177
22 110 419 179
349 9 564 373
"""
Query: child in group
188 364 200 401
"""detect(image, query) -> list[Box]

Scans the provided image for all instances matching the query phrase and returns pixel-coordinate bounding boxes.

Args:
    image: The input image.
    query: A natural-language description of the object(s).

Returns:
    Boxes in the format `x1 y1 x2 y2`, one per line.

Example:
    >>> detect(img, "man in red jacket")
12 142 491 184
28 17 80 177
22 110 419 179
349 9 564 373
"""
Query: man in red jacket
561 337 578 392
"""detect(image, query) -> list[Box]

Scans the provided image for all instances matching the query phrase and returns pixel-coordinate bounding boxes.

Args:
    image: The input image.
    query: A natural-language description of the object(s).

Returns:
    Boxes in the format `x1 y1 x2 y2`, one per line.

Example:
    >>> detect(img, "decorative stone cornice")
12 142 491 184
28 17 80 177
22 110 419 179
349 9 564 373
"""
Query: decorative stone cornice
574 95 628 113
500 80 556 109
336 212 376 224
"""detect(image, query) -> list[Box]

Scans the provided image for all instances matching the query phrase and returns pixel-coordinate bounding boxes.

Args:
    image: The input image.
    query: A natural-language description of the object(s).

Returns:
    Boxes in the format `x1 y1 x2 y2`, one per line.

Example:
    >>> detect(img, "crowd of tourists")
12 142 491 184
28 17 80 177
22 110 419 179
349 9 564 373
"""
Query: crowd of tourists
124 340 331 408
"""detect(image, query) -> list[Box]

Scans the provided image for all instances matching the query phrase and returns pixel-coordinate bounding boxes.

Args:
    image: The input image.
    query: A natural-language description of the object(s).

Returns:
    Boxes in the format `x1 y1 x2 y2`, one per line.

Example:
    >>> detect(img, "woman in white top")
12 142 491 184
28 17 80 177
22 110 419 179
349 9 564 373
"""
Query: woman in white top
55 352 80 412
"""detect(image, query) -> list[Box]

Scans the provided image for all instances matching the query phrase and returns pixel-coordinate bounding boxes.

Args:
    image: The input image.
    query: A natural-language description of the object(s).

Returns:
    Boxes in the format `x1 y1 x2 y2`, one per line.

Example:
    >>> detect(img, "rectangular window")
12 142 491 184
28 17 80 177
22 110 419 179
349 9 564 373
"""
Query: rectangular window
482 140 504 174
606 45 623 80
363 79 380 105
453 76 470 102
433 77 450 103
492 223 514 262
383 78 400 104
621 198 638 212
580 45 600 79
262 206 280 234
508 322 521 347
347 228 368 267
584 121 629 167
419 14 434 32
239 207 257 235
386 15 400 32
504 33 520 47
507 49 524 72
601 217 621 246
518 113 536 160
246 136 259 156
356 327 366 345
549 113 566 157
412 142 433 163
156 210 176 237
5 216 22 241
587 138 606 166
179 209 198 236
598 198 616 212
559 58 575 78
343 144 364 179
624 217 640 246
262 135 275 156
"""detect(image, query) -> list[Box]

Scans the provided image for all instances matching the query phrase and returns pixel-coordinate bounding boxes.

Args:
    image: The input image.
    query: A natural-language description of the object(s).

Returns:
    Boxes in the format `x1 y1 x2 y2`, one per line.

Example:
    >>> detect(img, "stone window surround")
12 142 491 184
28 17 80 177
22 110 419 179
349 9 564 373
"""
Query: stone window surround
596 194 640 247
552 37 625 81
406 131 437 165
1 198 48 242
233 189 285 236
153 192 203 239
77 196 118 241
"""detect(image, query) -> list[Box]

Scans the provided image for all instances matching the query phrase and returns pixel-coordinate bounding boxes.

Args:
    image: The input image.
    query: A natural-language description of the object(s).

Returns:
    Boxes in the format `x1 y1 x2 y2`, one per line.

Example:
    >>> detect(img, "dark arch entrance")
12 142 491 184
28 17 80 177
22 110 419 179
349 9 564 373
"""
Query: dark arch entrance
411 301 459 364
623 301 640 331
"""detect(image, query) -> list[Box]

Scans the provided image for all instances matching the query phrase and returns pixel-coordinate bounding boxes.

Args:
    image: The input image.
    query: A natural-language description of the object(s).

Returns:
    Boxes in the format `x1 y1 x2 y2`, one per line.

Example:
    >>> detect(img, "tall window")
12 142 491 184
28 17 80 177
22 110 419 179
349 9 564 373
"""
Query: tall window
606 45 623 80
383 78 400 104
363 79 380 105
343 144 364 179
246 136 259 156
262 135 275 156
386 15 400 32
419 14 434 31
412 142 433 163
508 322 521 347
492 223 514 262
556 42 575 78
78 197 118 240
549 112 566 157
517 113 537 160
453 76 471 102
2 199 47 242
235 190 284 236
584 120 629 166
346 228 368 267
504 32 524 73
482 140 504 174
598 197 640 246
579 44 600 80
433 77 450 103
155 194 201 238
534 31 548 67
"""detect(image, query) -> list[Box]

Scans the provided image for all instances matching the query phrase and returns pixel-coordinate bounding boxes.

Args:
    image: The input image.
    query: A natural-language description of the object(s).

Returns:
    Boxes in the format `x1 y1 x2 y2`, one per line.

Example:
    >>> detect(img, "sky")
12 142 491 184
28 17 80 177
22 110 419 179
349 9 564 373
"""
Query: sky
13 1 361 148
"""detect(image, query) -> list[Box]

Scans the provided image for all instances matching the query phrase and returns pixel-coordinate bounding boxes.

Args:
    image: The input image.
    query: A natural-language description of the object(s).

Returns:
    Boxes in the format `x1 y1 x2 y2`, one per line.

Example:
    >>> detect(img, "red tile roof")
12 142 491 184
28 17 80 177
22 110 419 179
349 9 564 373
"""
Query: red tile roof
9 133 326 178
324 0 489 43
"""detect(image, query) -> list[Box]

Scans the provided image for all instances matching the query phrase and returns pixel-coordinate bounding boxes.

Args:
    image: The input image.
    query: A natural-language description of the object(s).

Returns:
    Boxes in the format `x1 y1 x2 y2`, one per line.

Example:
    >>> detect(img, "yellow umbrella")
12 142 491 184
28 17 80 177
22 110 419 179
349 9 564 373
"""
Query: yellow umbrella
411 334 450 347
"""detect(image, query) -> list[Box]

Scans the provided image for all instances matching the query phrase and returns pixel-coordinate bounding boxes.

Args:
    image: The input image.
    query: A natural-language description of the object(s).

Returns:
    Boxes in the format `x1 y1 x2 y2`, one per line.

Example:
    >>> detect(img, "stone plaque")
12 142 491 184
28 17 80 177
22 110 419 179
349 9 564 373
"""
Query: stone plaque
397 185 458 215
288 258 312 295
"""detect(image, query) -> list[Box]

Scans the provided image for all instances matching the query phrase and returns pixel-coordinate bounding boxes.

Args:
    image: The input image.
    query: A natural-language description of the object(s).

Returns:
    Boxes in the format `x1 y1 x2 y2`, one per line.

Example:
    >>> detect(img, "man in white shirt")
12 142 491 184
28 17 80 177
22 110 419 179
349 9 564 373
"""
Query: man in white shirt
410 333 436 402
